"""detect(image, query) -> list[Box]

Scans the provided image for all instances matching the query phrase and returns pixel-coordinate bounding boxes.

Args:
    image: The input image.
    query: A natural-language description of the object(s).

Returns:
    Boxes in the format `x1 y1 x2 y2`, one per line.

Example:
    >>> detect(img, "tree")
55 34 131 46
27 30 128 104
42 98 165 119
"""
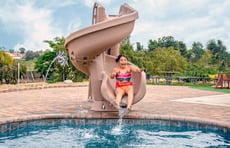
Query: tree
147 36 187 57
120 37 146 69
0 50 14 67
0 51 26 84
0 51 14 83
196 50 212 67
9 49 14 53
0 46 6 51
185 64 216 78
34 51 56 77
3 62 26 84
190 42 205 62
158 36 178 48
148 39 158 51
207 40 225 55
178 41 187 57
207 39 229 71
44 37 65 52
41 37 69 82
120 36 133 51
147 47 187 75
136 42 144 51
34 36 87 82
25 50 40 61
207 39 227 62
19 47 26 54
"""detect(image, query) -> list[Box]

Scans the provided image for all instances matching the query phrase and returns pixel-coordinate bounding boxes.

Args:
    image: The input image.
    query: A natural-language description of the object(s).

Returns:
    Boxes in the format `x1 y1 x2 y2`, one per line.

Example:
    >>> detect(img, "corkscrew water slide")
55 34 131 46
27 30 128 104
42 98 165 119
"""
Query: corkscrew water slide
65 3 146 111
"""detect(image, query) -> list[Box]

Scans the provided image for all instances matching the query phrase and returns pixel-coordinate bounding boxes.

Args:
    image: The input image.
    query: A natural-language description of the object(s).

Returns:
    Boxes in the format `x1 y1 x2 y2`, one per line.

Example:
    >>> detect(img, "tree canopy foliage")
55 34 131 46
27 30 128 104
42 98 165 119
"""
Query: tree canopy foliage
121 36 230 77
148 36 187 57
0 50 14 67
25 50 40 61
0 50 26 84
147 47 187 74
1 35 230 84
34 37 88 82
206 39 230 71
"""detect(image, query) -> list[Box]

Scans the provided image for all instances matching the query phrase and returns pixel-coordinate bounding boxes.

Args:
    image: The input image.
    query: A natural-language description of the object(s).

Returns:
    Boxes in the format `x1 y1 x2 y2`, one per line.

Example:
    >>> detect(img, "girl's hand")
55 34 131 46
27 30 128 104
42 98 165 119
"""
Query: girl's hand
112 72 117 77
111 70 119 79
140 68 145 72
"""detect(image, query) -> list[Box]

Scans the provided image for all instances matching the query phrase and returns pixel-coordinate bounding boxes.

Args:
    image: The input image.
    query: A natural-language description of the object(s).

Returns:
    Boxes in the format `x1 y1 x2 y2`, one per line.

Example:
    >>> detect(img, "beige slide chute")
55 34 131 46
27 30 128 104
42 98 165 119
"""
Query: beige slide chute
65 3 146 111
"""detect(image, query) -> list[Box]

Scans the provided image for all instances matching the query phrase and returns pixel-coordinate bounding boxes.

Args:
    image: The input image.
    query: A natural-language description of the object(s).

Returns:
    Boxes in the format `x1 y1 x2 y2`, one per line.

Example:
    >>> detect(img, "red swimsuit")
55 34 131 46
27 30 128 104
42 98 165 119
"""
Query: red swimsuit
116 71 132 88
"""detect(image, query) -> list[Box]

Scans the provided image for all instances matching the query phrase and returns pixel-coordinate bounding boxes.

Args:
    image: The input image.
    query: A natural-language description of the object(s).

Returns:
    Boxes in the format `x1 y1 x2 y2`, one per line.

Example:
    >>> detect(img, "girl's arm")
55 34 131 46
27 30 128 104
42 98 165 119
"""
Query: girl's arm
130 65 145 73
111 68 118 79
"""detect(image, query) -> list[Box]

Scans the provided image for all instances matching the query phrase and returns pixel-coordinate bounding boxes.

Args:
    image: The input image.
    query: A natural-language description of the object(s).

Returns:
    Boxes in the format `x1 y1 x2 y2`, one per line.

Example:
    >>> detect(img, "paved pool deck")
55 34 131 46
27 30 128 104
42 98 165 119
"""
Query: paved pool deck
0 82 229 129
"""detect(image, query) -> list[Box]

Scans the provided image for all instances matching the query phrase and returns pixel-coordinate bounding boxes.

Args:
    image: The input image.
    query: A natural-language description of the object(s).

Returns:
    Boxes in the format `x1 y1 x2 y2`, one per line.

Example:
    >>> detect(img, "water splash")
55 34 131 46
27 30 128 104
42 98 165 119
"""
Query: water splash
111 108 129 135
40 51 68 98
44 51 68 83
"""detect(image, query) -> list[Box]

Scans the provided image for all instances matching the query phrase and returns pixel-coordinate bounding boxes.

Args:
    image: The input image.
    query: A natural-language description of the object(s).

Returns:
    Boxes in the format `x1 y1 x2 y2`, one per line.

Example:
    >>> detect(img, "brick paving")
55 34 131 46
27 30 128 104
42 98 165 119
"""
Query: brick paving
0 83 229 128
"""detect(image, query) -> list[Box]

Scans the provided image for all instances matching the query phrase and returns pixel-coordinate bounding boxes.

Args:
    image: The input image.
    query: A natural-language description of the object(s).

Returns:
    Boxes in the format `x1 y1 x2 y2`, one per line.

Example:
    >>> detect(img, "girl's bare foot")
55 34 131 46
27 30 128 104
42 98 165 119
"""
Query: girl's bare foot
127 106 132 111
111 101 120 109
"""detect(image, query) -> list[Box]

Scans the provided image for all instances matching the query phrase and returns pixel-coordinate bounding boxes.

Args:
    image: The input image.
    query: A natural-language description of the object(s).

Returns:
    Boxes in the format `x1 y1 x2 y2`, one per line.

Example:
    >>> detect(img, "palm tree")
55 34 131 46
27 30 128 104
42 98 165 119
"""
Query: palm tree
0 50 14 67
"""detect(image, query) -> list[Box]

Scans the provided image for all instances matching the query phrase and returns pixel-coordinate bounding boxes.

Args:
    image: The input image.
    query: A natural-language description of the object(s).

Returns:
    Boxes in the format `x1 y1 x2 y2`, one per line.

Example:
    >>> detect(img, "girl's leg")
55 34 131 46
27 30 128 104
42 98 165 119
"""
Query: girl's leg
115 88 125 106
125 86 134 110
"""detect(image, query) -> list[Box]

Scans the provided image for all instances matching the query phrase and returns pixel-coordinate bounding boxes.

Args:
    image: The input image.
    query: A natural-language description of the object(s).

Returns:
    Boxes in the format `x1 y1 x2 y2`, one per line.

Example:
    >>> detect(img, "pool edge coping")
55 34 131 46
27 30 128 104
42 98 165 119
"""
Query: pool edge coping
0 83 88 93
0 113 229 131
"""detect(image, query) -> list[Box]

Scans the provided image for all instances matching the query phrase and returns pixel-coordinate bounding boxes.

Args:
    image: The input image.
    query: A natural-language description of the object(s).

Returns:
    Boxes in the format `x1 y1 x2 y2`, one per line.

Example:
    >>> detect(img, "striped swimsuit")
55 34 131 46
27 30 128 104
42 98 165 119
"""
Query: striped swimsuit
116 71 132 88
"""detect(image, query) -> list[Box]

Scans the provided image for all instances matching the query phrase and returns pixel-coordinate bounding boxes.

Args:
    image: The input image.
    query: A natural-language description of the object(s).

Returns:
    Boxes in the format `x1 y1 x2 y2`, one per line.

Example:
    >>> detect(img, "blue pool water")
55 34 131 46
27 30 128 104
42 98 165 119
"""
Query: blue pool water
0 122 229 147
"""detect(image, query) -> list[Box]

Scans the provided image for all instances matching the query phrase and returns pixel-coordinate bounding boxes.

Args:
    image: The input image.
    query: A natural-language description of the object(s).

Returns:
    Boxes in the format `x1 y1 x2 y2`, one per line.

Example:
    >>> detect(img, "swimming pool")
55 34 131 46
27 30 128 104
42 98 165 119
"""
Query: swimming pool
0 119 229 147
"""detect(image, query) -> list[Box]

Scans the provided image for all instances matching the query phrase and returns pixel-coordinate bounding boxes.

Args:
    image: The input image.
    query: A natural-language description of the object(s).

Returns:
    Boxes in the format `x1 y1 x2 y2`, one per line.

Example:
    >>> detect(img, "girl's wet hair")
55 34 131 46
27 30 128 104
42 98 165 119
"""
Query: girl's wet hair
115 54 128 63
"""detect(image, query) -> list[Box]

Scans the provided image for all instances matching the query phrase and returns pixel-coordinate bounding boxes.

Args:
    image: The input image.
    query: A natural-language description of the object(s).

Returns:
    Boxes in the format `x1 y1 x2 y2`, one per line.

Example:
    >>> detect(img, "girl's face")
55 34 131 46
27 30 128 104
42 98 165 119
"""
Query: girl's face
119 56 128 68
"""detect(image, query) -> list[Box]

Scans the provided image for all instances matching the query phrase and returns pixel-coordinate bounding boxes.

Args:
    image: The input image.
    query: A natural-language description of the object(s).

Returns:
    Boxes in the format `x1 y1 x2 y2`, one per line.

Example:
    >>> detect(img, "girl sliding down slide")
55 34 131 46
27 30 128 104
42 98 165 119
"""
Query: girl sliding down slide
111 55 145 111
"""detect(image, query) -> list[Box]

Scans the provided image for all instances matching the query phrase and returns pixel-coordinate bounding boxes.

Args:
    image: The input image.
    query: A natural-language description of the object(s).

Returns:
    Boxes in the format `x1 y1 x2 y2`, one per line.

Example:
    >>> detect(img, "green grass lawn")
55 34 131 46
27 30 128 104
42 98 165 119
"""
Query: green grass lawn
148 82 213 87
148 82 230 93
190 86 230 93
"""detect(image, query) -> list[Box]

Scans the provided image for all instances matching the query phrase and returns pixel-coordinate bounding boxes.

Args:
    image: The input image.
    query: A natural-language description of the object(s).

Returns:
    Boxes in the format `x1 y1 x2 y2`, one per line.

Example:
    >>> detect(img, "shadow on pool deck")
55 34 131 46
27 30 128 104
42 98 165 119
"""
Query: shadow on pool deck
0 83 229 128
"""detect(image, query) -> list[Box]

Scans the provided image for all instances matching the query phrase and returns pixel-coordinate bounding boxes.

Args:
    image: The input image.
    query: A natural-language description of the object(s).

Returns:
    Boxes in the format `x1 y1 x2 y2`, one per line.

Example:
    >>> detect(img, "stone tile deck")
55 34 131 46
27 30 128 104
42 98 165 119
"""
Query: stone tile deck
0 83 229 129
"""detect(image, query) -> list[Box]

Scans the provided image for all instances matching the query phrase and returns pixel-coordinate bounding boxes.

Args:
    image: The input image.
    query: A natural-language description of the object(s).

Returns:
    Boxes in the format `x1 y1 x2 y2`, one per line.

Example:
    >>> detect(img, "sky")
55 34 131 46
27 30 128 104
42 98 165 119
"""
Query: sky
0 0 229 52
